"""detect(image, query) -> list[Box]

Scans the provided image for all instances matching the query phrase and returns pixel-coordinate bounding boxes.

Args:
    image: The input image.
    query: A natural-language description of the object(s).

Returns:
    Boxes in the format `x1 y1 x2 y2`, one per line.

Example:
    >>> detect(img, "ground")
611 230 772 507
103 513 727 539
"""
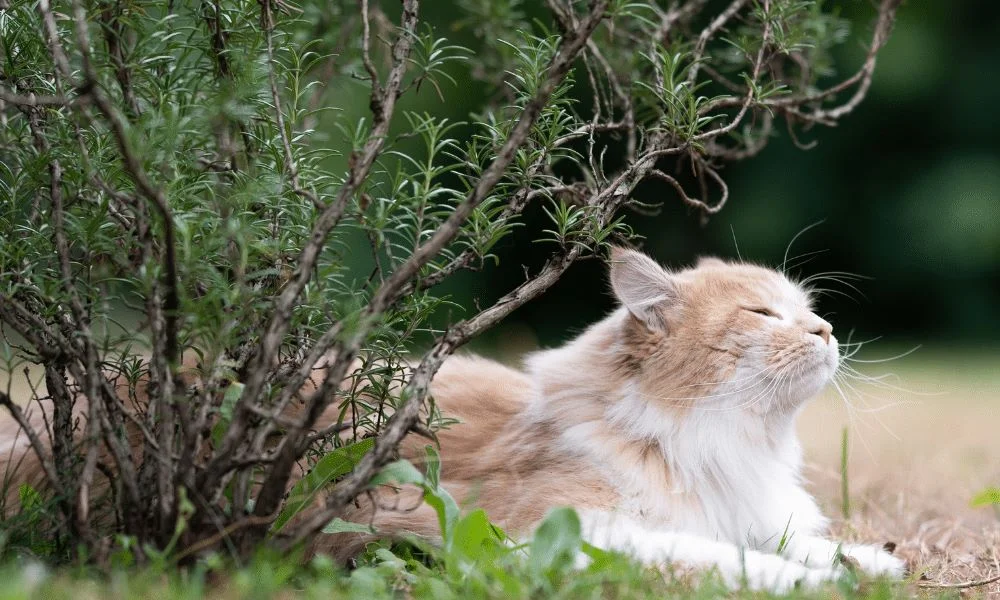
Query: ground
797 347 1000 596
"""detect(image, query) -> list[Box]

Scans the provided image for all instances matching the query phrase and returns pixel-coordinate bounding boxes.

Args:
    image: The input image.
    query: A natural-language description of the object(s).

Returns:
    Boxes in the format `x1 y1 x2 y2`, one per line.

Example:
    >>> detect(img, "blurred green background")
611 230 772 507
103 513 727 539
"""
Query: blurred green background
323 1 1000 353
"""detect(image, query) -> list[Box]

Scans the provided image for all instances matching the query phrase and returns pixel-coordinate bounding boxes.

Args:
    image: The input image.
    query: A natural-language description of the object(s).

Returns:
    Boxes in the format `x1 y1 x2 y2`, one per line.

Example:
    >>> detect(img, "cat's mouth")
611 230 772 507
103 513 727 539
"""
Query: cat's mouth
784 342 839 400
753 340 838 408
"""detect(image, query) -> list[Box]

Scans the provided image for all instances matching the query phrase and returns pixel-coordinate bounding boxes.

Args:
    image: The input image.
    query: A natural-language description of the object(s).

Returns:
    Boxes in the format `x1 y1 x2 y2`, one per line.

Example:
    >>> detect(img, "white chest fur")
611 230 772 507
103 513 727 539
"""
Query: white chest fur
555 384 828 550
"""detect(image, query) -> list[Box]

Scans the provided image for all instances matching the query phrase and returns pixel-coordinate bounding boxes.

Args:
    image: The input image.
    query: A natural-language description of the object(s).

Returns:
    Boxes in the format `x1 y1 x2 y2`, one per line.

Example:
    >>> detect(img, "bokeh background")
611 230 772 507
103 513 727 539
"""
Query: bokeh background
323 0 1000 356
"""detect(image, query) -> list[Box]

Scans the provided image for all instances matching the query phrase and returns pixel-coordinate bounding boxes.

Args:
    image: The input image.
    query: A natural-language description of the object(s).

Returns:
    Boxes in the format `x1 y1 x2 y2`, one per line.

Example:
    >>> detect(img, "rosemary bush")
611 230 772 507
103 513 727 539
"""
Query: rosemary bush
0 0 899 563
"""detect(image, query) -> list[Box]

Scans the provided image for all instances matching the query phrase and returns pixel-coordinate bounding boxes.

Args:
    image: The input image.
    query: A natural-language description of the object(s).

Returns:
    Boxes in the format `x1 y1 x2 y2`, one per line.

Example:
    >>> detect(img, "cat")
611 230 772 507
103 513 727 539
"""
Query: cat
327 247 907 592
0 247 906 591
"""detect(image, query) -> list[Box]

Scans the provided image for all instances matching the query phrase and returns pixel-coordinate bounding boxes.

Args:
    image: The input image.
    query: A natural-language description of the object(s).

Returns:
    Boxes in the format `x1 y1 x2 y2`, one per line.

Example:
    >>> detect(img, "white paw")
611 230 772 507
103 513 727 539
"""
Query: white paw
842 544 907 578
739 554 843 593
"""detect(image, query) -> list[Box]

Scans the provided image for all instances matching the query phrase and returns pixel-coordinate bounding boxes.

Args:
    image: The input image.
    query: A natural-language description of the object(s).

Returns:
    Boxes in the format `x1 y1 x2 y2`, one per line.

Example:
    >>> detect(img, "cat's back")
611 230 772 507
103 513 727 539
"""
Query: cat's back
325 354 615 559
431 355 531 430
399 355 532 464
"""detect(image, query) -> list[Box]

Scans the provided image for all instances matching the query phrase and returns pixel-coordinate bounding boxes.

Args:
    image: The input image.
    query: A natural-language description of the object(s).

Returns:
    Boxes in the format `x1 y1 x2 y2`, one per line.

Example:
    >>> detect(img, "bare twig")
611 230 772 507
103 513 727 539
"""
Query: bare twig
648 164 729 215
262 0 322 210
69 0 176 539
687 0 749 85
0 88 78 107
705 0 902 124
267 0 612 542
0 392 64 500
917 572 1000 589
200 0 424 500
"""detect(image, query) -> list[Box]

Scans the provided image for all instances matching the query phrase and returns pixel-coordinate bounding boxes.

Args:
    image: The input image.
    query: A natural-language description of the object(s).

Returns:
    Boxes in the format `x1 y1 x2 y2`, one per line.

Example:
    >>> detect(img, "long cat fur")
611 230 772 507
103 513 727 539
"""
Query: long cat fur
325 248 907 590
0 247 906 591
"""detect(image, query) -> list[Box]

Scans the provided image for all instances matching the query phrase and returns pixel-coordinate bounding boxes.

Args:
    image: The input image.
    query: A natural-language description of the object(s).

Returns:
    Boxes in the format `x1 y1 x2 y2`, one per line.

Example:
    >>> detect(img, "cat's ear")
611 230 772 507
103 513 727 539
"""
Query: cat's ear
697 256 727 268
609 246 678 331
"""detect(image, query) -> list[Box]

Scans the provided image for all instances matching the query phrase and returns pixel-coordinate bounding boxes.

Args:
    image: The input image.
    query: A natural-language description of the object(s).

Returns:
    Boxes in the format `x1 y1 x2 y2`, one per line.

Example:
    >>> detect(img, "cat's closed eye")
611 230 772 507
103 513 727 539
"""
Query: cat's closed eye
745 307 780 319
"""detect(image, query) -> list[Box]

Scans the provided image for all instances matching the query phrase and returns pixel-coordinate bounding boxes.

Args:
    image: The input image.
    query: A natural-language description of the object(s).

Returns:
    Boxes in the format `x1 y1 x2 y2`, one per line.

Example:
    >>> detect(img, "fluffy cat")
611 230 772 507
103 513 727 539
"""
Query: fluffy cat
0 247 906 591
329 247 907 591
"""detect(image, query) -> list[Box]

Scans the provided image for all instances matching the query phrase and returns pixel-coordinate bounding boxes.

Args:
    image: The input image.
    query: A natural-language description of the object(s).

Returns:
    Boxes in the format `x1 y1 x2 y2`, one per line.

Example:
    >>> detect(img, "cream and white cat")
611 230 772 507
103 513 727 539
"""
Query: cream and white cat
0 246 906 590
334 247 907 591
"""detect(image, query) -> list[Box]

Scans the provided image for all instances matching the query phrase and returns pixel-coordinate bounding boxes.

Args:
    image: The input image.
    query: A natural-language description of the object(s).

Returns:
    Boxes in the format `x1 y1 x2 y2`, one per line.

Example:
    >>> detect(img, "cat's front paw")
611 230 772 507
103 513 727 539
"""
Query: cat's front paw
741 554 843 593
841 544 907 578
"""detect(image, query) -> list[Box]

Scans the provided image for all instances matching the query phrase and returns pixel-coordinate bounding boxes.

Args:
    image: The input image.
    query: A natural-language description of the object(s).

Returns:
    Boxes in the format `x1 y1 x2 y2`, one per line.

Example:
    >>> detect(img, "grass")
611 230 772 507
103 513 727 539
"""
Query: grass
842 427 852 520
0 541 955 600
0 346 997 598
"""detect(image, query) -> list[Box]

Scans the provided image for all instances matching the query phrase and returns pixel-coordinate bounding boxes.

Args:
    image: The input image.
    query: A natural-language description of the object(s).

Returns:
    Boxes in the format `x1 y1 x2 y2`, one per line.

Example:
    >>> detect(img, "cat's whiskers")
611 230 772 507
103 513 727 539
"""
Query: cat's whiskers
762 365 797 427
827 374 881 459
644 360 800 413
670 348 783 390
837 361 940 397
747 364 792 418
782 249 829 275
781 219 826 274
634 361 780 406
838 338 883 361
801 271 870 305
841 344 921 364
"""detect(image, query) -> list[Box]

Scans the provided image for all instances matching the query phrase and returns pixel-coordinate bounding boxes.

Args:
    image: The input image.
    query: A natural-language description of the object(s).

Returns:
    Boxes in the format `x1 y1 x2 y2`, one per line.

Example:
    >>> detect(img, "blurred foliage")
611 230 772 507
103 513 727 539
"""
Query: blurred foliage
0 500 933 600
340 0 999 349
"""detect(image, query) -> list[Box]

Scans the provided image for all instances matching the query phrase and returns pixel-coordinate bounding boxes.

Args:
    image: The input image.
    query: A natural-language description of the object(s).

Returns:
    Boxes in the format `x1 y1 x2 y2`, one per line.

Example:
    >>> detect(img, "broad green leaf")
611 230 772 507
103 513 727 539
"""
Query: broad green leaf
529 507 582 577
219 382 243 422
580 541 615 570
424 482 461 546
413 577 458 600
971 487 1000 507
449 508 501 563
367 450 461 544
369 459 425 487
322 518 376 535
273 438 374 531
421 447 461 543
424 445 442 489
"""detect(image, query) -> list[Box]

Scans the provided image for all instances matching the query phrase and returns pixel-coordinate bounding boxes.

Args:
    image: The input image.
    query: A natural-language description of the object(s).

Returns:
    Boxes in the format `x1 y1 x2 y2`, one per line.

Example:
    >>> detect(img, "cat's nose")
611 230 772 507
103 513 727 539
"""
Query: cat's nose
809 320 832 344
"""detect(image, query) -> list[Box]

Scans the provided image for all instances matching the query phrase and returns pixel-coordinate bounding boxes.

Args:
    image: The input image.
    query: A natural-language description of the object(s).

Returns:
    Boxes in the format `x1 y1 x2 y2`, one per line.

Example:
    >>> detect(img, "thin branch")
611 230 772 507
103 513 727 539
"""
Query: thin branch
686 0 749 86
256 0 611 532
262 1 322 209
917 572 1000 590
704 0 902 123
69 0 173 538
800 0 901 122
648 164 729 215
693 0 773 142
360 0 380 89
68 0 181 369
0 392 65 500
0 88 78 107
200 0 424 498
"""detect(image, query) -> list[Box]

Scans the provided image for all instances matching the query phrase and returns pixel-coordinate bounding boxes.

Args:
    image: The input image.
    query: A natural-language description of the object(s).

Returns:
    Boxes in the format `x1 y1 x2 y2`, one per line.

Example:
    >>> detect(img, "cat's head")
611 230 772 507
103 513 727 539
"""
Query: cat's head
609 246 837 414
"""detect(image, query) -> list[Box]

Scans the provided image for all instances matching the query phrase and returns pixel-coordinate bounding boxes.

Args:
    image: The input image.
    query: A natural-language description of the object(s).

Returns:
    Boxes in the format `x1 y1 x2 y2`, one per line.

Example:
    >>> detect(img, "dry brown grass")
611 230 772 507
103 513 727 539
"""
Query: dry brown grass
799 346 1000 596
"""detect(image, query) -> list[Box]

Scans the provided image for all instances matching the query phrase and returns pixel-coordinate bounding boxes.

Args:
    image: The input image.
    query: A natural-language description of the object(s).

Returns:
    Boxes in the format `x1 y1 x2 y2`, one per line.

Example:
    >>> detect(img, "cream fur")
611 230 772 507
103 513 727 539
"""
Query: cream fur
335 248 906 590
0 247 906 590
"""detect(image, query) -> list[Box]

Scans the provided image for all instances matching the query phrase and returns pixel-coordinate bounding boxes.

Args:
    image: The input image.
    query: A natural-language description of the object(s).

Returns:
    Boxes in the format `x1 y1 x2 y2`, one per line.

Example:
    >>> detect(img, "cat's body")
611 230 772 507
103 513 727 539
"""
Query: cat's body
329 249 906 591
1 248 906 591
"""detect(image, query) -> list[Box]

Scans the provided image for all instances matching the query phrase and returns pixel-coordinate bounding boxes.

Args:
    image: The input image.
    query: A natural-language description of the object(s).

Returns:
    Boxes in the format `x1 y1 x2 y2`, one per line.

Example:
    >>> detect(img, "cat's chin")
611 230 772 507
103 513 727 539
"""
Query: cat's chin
764 354 837 411
796 339 839 396
788 371 832 402
787 356 838 404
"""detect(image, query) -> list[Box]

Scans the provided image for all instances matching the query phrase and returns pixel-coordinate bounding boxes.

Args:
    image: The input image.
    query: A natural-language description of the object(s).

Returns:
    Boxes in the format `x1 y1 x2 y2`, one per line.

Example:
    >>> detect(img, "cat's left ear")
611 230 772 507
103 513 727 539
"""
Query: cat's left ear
608 246 678 331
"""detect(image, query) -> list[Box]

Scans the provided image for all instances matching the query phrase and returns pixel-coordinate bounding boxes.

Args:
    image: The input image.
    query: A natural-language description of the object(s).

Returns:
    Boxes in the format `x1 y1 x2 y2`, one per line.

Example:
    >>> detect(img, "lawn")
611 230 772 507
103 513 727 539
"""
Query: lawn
0 346 997 599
